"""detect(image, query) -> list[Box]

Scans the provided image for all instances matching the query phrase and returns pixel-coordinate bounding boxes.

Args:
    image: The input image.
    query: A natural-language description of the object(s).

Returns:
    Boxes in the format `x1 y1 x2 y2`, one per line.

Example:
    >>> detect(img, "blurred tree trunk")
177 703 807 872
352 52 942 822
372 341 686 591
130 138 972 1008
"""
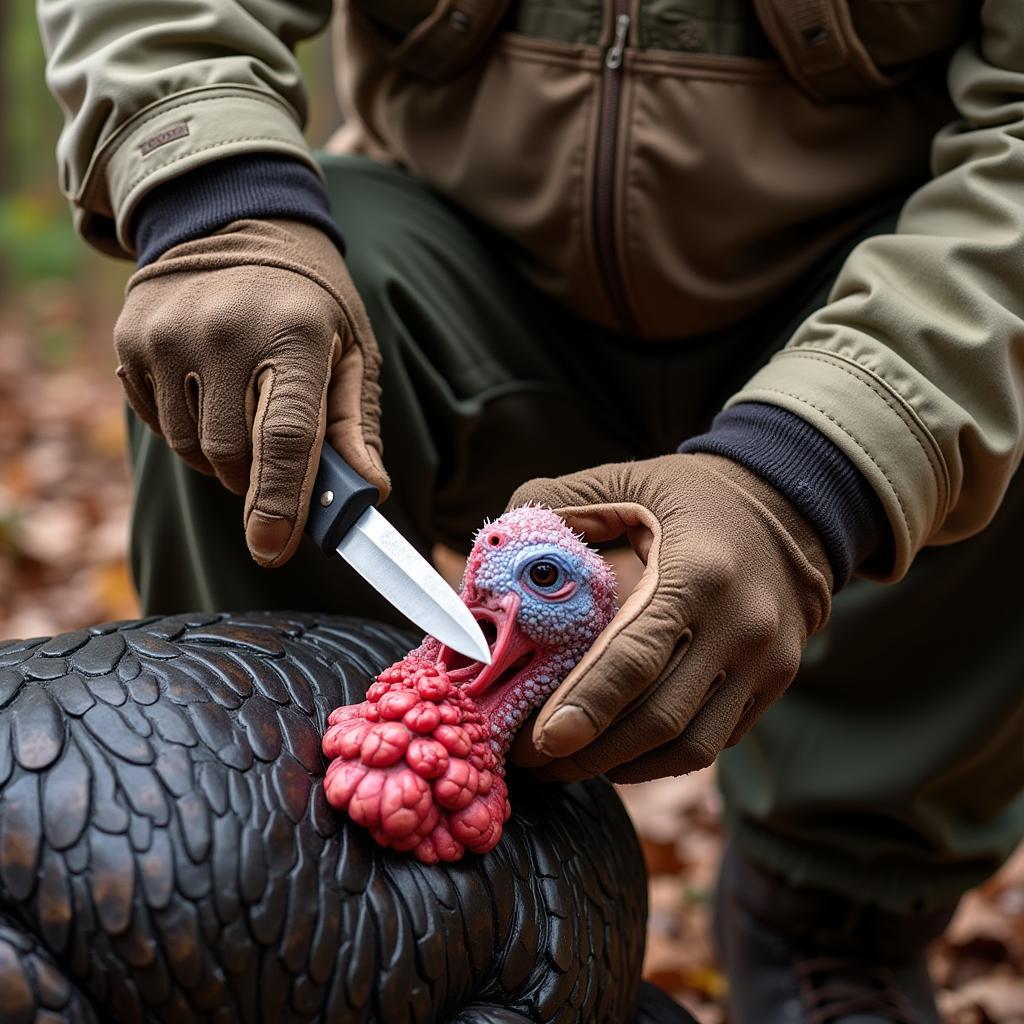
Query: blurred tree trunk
5 3 63 193
0 1 9 195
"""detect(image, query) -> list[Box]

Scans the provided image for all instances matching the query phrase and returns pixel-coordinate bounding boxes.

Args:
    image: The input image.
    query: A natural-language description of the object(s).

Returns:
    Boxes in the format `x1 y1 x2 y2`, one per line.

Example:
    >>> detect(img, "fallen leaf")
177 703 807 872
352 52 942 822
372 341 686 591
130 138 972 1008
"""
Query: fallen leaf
941 973 1024 1024
643 838 686 877
87 561 139 621
13 501 88 564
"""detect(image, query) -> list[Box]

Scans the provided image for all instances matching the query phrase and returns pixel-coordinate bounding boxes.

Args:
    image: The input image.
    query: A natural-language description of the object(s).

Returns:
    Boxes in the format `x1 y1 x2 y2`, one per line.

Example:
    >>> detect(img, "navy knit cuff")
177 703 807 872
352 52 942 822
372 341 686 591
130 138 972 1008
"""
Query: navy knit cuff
131 154 345 266
679 403 888 590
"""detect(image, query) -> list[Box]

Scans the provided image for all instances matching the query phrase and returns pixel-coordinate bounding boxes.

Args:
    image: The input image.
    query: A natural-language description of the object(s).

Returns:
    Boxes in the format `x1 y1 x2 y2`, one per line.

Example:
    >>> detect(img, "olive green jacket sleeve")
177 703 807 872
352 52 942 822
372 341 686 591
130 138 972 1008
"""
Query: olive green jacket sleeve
730 0 1024 581
37 0 333 258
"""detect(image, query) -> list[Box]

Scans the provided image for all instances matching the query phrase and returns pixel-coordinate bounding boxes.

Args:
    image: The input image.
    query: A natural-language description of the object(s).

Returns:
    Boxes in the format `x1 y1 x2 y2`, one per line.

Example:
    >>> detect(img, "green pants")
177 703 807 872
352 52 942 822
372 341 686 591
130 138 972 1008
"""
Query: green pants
128 155 1024 913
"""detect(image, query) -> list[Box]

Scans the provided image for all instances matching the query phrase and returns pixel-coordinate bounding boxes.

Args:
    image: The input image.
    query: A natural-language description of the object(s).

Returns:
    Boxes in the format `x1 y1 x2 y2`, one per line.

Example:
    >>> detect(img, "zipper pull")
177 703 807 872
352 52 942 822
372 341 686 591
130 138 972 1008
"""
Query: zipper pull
605 13 630 70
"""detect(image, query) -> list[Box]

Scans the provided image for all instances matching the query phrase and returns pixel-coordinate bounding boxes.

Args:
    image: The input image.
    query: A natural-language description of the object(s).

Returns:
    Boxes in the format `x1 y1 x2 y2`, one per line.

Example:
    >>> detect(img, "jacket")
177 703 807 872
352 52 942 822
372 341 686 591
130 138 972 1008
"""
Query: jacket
37 0 1024 581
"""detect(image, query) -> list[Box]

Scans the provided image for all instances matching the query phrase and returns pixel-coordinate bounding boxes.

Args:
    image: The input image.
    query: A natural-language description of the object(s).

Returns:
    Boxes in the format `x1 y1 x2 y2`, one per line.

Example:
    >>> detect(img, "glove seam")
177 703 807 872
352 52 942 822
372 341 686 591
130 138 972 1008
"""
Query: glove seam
248 364 307 566
249 364 275 532
248 353 329 558
128 255 352 325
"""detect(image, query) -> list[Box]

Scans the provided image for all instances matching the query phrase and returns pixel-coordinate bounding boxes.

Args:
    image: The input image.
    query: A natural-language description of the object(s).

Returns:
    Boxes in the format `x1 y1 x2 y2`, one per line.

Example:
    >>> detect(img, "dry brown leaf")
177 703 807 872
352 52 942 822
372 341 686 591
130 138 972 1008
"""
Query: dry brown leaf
87 411 128 459
644 838 687 877
431 543 466 590
617 769 722 843
941 973 1024 1024
87 561 139 621
14 501 88 564
990 846 1024 894
679 965 728 1001
949 893 1017 948
4 604 60 642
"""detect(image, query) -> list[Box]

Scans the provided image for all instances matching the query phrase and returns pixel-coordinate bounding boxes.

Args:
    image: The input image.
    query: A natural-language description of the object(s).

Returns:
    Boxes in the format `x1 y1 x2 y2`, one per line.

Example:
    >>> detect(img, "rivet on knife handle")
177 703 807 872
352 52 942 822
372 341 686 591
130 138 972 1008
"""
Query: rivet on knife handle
306 444 379 554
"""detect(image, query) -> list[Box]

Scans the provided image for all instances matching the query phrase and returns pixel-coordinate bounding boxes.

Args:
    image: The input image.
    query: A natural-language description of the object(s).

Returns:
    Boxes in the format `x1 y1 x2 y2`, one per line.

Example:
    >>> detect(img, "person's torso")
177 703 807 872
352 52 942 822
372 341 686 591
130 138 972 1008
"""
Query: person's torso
331 0 973 340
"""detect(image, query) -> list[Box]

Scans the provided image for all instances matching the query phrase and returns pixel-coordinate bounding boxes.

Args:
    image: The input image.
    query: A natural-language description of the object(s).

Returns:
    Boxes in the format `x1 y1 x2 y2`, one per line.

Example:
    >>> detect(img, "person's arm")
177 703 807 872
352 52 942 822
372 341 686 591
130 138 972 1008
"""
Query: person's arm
712 0 1024 582
38 0 334 258
38 1 390 570
511 0 1024 784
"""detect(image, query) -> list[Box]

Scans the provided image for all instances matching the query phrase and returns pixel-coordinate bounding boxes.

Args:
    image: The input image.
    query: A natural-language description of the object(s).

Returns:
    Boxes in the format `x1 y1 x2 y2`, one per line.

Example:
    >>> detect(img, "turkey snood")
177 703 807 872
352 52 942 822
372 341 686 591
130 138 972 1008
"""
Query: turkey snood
322 506 617 864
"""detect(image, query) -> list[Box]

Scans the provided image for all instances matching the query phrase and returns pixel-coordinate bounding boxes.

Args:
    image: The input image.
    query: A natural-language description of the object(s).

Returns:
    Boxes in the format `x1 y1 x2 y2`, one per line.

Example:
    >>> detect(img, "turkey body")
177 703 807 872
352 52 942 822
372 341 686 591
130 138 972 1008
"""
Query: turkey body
0 613 694 1023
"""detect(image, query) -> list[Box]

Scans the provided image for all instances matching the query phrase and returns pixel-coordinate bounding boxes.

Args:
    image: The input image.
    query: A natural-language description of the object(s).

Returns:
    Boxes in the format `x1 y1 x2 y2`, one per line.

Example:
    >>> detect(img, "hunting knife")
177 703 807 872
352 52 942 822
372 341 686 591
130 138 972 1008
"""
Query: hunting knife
306 444 492 666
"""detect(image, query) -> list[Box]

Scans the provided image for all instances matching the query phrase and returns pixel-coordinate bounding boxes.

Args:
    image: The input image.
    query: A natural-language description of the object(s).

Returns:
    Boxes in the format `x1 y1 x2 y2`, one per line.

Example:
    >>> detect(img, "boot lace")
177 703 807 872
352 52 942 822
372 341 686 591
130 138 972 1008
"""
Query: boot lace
794 956 919 1024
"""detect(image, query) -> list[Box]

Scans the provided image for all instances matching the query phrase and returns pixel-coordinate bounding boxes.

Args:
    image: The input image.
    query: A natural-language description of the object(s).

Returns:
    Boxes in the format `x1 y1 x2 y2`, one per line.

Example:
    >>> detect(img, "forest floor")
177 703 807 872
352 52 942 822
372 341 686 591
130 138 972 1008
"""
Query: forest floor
619 774 1024 1023
1 293 1021 1023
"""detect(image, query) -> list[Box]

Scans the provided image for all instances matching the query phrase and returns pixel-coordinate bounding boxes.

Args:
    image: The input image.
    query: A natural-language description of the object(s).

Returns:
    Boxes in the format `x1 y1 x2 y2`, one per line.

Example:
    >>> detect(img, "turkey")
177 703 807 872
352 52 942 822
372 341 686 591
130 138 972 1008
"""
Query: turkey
323 506 617 863
0 612 696 1023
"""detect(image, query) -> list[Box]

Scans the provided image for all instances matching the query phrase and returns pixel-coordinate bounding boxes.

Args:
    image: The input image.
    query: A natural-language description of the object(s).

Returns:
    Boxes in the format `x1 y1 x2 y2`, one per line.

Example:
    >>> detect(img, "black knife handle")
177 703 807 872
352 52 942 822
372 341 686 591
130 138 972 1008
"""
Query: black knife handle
305 444 380 555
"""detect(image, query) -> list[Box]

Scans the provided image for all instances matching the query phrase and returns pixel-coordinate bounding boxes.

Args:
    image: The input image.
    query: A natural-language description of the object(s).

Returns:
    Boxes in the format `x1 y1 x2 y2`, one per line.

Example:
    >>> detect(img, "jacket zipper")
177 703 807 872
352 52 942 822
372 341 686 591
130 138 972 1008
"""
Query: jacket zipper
593 4 636 335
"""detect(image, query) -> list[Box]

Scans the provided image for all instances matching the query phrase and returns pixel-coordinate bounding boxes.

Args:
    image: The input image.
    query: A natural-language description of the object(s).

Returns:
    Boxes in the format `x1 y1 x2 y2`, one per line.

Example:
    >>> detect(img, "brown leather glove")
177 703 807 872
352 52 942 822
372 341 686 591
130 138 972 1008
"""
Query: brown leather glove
507 453 833 784
114 218 389 567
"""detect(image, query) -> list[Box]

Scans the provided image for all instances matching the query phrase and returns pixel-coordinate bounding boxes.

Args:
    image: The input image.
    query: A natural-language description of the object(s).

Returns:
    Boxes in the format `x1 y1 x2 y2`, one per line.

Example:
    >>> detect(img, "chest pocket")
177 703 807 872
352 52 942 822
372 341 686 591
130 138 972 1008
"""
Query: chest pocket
349 0 971 92
753 0 972 101
348 0 511 82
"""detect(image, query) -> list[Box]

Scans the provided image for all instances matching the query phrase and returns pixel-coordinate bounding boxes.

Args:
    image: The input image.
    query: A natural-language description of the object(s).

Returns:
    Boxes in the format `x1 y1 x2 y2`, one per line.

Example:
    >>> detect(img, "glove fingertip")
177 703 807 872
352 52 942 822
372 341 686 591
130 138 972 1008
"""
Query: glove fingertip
535 704 599 758
245 510 299 568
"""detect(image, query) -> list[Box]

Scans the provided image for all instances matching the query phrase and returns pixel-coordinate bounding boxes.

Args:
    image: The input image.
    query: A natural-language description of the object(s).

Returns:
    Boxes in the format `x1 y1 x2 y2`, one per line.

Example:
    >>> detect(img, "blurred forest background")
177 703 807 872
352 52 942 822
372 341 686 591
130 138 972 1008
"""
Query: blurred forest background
0 4 341 640
0 6 1020 1021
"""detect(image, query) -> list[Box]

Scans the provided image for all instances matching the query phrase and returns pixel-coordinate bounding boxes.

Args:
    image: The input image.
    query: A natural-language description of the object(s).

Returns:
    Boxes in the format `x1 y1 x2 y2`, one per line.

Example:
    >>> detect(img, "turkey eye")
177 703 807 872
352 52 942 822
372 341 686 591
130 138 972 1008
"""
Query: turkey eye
528 562 559 588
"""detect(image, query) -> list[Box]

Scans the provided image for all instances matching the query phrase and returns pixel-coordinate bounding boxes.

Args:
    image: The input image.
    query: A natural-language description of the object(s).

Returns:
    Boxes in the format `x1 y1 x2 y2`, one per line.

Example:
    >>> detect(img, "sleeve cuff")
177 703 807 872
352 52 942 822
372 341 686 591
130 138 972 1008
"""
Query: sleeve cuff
131 153 345 266
70 86 321 258
679 402 890 590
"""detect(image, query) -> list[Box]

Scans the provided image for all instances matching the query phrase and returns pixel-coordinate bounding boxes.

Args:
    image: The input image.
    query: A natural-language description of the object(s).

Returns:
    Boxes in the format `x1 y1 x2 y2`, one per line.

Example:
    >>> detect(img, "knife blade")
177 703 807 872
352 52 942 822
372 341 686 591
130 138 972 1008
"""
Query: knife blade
306 444 492 666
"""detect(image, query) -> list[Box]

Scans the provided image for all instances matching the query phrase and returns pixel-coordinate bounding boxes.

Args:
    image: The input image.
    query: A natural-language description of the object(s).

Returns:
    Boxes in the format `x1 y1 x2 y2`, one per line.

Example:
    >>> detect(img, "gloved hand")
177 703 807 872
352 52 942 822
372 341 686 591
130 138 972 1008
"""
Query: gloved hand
507 453 833 783
114 218 389 568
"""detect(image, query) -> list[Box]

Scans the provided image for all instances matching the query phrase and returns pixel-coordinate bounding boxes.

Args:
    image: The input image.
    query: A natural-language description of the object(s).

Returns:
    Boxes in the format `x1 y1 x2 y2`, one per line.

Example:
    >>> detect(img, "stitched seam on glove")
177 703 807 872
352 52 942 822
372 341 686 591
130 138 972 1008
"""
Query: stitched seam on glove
126 255 351 321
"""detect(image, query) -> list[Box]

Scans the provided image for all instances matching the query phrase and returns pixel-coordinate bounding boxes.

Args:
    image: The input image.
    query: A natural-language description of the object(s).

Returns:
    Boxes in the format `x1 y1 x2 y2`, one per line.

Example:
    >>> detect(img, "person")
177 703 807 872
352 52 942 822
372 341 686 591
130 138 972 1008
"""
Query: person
37 2 1024 1021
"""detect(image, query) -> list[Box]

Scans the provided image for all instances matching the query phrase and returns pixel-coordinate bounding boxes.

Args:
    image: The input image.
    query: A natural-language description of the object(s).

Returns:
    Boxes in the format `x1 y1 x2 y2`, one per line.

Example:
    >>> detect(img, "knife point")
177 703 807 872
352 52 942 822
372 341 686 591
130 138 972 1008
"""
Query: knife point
335 508 493 665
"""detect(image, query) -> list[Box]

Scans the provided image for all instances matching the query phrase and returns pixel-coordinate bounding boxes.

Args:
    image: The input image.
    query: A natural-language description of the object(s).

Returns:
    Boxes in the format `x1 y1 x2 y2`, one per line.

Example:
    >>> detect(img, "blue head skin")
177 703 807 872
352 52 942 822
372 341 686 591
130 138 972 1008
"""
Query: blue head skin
423 506 617 752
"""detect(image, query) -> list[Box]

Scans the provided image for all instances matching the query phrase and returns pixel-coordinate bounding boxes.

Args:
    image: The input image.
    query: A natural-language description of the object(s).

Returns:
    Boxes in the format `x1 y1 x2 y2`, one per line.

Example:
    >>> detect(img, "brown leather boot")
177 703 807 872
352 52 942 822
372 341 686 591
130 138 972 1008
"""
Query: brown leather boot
714 845 955 1023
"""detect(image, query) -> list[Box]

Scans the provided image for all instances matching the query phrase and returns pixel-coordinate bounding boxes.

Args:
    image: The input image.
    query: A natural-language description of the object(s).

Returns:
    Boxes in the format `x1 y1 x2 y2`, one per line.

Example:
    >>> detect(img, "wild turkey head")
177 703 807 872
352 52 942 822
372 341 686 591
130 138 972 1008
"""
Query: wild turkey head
322 506 617 863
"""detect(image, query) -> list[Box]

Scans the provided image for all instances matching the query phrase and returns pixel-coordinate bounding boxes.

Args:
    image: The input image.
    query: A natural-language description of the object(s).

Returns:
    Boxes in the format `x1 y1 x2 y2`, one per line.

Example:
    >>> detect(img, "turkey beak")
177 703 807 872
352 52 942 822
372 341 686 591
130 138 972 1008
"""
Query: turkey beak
438 591 531 698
